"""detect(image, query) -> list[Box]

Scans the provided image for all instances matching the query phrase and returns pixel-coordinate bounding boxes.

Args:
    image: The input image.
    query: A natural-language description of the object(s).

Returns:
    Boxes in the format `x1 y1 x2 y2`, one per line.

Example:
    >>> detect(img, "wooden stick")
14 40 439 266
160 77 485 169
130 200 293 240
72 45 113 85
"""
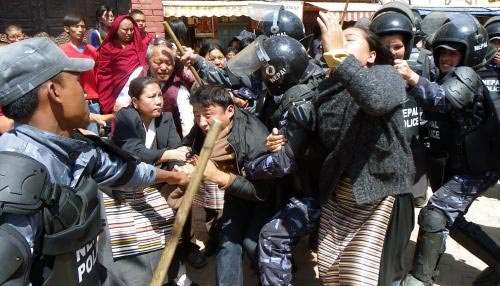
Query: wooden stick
163 21 204 85
340 0 350 28
151 119 222 286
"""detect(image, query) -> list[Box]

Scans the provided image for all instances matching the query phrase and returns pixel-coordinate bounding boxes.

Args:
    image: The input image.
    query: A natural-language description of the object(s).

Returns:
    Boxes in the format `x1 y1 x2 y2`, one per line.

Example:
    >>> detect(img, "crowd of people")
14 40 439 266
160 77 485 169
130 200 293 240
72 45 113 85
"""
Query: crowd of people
1 2 500 286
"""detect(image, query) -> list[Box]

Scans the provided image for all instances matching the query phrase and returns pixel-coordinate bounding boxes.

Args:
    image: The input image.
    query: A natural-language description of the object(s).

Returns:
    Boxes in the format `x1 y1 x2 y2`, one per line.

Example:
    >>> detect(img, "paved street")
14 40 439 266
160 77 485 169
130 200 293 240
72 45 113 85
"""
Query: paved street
186 183 500 286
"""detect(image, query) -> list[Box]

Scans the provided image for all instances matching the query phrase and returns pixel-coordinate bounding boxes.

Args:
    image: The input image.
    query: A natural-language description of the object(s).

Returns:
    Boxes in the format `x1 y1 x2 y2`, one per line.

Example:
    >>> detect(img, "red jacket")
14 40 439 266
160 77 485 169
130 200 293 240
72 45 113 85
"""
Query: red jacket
59 42 99 100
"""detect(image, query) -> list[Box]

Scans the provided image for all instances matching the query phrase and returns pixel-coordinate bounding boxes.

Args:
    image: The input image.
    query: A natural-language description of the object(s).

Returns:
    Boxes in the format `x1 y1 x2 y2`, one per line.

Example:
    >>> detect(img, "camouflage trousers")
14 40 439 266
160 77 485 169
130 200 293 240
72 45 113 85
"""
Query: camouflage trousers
258 196 321 286
428 171 499 227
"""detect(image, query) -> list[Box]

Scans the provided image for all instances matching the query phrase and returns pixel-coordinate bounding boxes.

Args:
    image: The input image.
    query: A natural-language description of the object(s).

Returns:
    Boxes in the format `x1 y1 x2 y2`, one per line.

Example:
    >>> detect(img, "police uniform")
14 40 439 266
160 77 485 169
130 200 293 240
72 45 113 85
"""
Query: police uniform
403 15 500 286
0 125 157 286
233 34 326 286
253 66 325 286
0 38 157 286
405 65 500 285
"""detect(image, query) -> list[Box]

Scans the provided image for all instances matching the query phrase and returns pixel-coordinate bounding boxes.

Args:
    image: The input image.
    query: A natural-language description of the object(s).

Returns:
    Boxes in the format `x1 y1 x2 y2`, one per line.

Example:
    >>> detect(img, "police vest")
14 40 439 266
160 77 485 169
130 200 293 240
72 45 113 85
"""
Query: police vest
426 69 500 174
271 67 326 129
478 66 500 96
408 48 432 81
0 151 101 286
478 66 500 122
404 49 434 144
402 95 421 143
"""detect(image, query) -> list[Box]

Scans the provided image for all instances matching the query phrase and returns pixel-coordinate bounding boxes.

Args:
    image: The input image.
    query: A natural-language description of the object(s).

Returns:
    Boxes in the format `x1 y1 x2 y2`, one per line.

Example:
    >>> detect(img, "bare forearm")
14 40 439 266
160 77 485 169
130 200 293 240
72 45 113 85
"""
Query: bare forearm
158 146 190 163
207 170 232 188
154 168 188 186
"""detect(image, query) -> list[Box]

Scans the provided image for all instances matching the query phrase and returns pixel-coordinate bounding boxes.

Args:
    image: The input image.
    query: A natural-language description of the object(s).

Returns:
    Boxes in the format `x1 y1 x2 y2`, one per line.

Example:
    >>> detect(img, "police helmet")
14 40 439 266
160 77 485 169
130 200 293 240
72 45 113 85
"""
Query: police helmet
412 11 424 40
258 35 309 95
432 14 488 68
420 12 453 50
260 8 305 42
371 2 419 32
370 11 415 59
484 16 500 41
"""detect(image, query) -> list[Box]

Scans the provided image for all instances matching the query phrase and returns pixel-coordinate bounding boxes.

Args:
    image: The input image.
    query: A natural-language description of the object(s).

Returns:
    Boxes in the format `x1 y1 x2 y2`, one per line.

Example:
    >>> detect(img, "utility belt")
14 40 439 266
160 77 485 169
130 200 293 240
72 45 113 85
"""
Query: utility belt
0 151 101 286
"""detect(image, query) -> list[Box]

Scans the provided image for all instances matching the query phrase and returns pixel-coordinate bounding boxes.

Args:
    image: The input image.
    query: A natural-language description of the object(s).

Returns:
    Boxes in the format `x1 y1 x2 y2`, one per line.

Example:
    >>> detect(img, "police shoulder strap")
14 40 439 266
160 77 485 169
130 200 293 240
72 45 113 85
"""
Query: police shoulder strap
0 151 54 215
279 83 316 115
417 48 431 80
73 132 140 189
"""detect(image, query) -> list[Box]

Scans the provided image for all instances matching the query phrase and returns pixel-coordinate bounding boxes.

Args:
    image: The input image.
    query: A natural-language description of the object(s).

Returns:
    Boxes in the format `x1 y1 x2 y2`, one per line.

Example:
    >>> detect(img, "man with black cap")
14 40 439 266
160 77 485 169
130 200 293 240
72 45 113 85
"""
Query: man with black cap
0 37 189 286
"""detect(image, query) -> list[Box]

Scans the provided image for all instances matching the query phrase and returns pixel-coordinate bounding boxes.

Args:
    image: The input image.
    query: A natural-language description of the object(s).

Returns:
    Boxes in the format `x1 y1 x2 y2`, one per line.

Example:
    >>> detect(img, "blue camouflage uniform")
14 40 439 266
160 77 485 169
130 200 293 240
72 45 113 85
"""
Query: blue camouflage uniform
407 74 500 284
0 124 156 285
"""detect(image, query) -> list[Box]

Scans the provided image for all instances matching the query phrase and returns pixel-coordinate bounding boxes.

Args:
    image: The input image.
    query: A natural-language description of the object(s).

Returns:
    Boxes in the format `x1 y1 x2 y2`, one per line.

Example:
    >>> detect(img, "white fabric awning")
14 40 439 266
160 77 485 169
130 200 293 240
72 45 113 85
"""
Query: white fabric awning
163 1 303 19
306 2 382 21
163 1 248 17
402 0 500 8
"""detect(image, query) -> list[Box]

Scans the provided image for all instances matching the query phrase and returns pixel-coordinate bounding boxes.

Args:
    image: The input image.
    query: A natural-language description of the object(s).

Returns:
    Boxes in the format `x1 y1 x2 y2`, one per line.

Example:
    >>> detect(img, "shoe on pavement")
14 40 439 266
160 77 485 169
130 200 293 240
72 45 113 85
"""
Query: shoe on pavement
413 191 429 208
181 243 207 269
400 274 432 286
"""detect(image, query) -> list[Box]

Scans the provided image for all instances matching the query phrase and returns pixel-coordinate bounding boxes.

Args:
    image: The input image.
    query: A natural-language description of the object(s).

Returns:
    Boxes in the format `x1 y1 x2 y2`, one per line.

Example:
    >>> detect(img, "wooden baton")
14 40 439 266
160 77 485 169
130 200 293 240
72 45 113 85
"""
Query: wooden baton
163 21 204 85
151 119 222 286
340 0 350 28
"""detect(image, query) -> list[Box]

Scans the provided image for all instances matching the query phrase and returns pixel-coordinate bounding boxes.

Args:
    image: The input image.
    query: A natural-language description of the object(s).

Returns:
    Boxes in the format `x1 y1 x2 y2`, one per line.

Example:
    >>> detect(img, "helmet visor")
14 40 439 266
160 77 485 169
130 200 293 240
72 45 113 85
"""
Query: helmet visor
227 35 269 77
247 3 283 22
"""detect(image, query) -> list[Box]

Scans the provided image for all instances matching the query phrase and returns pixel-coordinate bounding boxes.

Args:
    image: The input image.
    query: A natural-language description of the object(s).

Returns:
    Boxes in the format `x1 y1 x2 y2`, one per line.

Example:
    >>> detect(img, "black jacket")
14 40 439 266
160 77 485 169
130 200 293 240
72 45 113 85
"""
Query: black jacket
182 108 273 202
316 55 414 204
113 106 182 164
244 63 327 199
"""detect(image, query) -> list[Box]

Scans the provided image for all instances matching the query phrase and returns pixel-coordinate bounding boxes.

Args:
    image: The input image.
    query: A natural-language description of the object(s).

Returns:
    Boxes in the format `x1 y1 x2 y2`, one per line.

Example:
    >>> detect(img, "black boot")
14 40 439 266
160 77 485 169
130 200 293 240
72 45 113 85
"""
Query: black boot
411 230 446 284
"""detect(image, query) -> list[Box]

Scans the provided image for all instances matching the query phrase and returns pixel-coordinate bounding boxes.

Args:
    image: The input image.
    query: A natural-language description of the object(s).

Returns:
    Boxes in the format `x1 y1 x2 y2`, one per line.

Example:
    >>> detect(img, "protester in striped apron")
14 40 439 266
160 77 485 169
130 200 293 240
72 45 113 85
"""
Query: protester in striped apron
315 12 414 286
101 76 199 286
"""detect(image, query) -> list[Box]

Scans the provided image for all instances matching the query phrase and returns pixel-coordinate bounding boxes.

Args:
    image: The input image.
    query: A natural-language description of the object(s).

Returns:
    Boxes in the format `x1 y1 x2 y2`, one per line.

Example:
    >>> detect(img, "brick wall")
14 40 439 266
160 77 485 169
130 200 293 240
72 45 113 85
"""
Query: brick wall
130 0 165 37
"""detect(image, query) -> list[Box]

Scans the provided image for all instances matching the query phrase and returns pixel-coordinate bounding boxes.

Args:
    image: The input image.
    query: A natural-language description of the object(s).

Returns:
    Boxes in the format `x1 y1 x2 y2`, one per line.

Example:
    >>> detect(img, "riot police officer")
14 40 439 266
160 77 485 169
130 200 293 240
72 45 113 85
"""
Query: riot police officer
482 16 500 95
259 6 305 42
370 8 431 213
0 37 188 286
398 14 500 286
228 34 326 286
485 16 500 54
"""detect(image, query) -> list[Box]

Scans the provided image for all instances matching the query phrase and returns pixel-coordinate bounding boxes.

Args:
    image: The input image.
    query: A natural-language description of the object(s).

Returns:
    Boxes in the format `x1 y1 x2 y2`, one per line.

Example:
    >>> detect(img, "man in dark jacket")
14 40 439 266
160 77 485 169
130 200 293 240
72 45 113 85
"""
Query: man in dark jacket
182 85 275 286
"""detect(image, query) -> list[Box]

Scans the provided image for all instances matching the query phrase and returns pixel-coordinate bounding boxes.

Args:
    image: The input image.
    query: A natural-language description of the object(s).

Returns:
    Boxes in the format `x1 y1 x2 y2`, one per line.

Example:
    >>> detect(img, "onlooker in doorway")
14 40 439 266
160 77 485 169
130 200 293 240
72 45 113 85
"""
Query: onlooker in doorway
226 46 238 60
89 4 115 49
130 9 155 46
167 19 188 44
145 39 195 137
4 24 25 43
59 14 111 134
199 39 226 69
